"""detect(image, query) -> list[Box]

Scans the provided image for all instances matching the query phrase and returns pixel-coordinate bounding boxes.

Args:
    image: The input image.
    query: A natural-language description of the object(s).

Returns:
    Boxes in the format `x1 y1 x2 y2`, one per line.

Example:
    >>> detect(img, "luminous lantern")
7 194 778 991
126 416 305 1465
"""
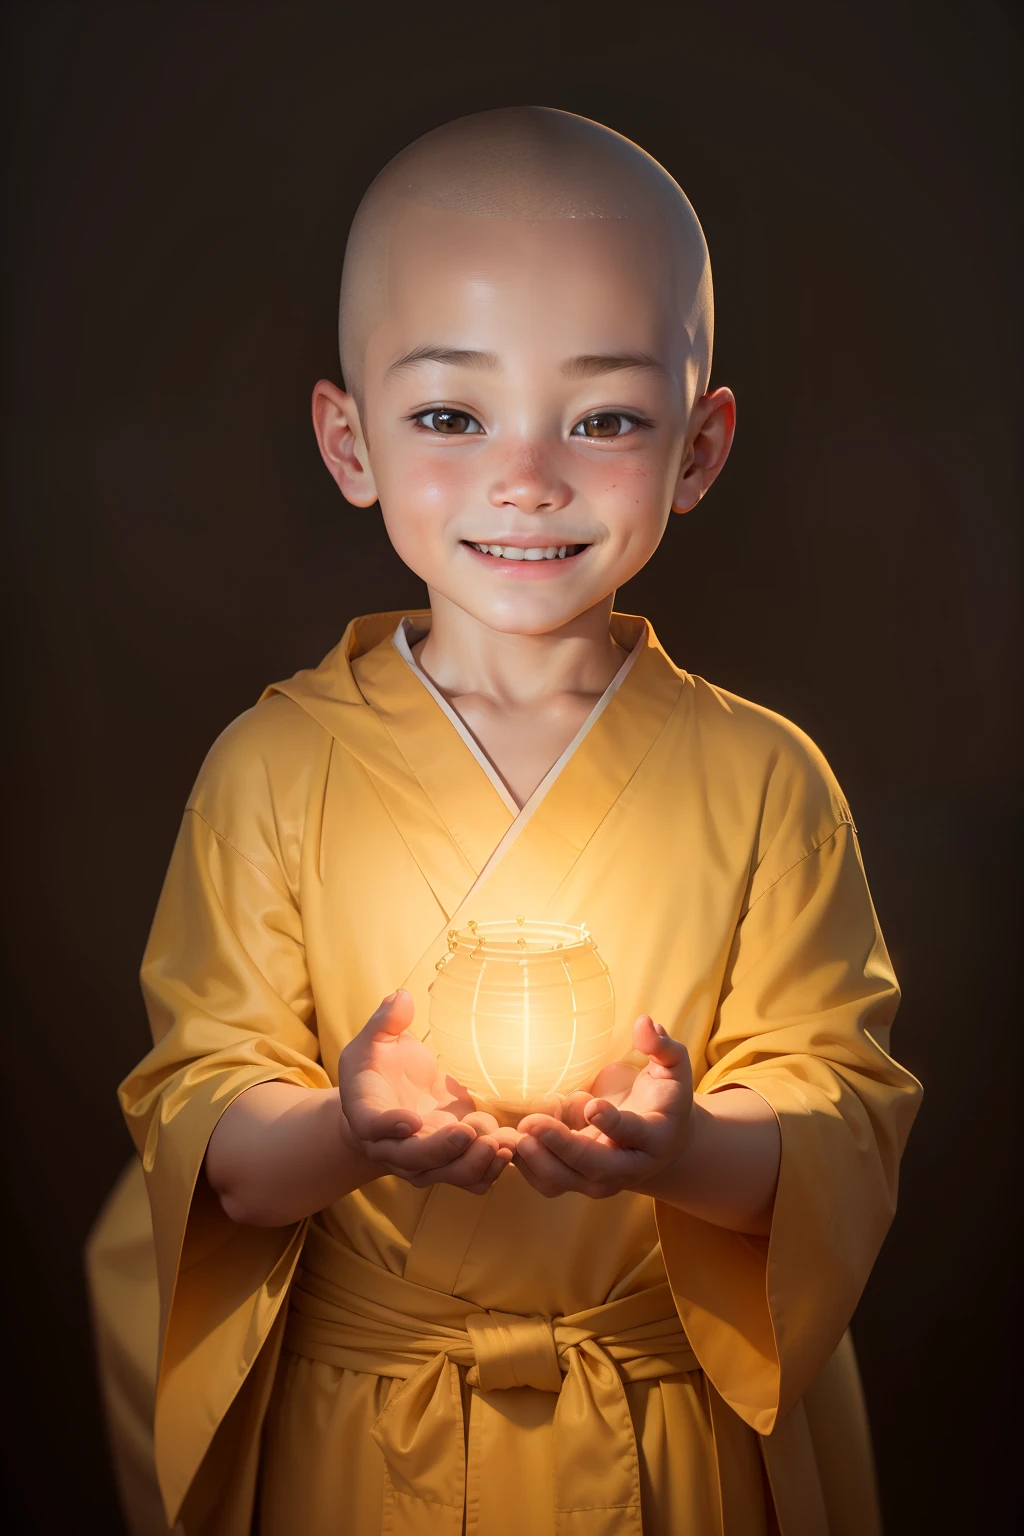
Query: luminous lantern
428 917 616 1120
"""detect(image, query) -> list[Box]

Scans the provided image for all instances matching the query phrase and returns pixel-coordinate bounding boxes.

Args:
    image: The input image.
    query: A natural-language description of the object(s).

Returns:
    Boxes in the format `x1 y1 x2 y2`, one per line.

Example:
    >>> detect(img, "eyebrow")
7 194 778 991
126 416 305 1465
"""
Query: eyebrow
386 346 500 376
559 351 668 380
385 345 669 381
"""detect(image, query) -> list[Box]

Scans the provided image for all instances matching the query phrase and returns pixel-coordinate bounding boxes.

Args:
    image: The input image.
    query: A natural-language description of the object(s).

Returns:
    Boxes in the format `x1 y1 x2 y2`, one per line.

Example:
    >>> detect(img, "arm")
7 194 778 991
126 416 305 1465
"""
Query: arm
204 1083 378 1227
641 1085 780 1236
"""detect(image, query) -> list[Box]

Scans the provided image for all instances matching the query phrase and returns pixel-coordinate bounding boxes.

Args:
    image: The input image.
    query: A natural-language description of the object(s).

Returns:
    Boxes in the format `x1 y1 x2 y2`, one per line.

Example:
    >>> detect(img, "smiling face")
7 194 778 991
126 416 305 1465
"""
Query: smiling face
315 108 733 643
352 207 711 635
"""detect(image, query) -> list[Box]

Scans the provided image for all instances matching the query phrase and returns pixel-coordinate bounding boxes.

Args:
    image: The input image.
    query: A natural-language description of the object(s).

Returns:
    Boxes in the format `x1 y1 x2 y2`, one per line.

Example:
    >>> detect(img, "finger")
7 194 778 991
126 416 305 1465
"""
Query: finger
339 990 418 1089
363 988 416 1042
462 1110 501 1137
469 1146 515 1192
555 1090 593 1131
513 1157 561 1200
583 1099 655 1150
354 1104 424 1142
515 1112 571 1142
492 1125 522 1154
534 1122 639 1184
342 995 415 1085
367 1122 478 1173
633 1015 691 1077
414 1137 504 1190
514 1133 591 1195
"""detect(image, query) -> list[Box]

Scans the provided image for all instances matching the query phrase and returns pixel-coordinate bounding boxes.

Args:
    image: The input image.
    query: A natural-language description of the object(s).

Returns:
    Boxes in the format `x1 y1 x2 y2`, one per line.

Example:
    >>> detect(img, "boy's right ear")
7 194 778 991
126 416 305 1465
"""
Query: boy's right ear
311 380 379 507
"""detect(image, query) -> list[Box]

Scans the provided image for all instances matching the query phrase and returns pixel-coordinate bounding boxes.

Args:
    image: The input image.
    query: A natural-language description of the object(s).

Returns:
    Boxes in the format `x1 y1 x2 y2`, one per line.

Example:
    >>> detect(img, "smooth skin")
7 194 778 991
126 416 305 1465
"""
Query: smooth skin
205 204 780 1236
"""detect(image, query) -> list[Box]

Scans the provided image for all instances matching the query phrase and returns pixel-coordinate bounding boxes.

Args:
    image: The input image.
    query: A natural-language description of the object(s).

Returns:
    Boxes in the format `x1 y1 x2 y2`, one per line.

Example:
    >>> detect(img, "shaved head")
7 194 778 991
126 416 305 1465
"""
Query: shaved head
339 107 713 408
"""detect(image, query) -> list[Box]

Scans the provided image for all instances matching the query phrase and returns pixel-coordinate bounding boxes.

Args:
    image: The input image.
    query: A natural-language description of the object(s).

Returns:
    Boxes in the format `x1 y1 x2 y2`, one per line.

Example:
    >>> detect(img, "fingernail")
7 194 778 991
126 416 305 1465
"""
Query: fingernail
393 1121 413 1137
654 1022 668 1037
381 990 398 1005
450 1130 472 1151
540 1131 559 1148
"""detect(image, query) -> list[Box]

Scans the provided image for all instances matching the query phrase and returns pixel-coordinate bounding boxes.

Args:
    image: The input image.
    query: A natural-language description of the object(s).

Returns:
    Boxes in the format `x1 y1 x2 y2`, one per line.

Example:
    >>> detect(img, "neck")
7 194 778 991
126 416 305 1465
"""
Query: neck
414 591 625 706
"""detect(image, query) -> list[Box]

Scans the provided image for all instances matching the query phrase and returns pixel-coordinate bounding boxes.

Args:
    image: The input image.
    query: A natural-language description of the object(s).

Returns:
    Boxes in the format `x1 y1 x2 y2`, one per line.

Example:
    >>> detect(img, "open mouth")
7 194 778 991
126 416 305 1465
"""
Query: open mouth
462 542 588 562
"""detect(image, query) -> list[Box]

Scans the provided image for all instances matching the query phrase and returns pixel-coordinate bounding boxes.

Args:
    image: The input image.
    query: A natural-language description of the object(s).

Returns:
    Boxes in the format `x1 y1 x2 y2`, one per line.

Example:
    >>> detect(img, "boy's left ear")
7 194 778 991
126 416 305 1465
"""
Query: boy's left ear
671 387 736 514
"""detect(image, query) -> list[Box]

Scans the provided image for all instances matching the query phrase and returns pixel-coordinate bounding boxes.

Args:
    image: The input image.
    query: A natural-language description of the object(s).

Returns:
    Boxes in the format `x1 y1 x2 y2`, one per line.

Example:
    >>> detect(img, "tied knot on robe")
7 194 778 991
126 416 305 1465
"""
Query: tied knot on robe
463 1310 562 1392
284 1220 707 1536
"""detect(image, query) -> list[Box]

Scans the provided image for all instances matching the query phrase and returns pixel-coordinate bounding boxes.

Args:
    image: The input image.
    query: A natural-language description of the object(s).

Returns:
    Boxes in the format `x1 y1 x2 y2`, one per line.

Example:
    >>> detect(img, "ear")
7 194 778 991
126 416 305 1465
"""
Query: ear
671 386 736 514
312 379 379 507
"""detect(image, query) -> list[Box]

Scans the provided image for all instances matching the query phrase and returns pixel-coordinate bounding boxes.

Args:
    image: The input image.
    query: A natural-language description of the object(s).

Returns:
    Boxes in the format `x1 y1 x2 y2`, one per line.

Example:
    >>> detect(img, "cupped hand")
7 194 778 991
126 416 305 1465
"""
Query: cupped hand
338 990 515 1194
512 1015 694 1199
534 1057 645 1132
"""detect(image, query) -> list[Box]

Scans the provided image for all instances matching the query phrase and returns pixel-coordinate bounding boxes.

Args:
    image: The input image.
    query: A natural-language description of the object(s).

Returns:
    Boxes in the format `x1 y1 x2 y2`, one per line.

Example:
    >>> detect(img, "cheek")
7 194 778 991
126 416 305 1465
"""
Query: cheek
379 444 474 524
584 457 668 532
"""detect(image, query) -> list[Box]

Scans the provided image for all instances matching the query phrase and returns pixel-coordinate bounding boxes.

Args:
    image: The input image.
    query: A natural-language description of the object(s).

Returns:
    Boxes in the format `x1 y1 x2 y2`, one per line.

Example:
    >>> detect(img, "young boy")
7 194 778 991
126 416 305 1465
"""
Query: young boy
87 107 922 1536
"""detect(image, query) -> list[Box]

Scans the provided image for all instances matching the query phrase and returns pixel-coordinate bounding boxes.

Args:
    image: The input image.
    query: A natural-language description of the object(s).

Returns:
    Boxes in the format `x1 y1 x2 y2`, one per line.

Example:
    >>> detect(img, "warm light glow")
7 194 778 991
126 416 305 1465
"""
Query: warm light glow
429 918 615 1119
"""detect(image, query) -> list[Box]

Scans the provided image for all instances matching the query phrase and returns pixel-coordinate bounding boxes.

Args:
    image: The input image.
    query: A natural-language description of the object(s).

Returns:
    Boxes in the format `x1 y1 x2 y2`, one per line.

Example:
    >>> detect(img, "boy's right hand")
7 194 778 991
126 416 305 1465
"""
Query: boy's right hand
338 989 514 1195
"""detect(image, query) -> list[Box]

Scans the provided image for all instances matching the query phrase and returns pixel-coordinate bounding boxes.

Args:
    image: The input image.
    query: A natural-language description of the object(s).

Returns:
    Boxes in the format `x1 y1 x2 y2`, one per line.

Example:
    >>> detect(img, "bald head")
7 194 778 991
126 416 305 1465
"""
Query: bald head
339 107 713 408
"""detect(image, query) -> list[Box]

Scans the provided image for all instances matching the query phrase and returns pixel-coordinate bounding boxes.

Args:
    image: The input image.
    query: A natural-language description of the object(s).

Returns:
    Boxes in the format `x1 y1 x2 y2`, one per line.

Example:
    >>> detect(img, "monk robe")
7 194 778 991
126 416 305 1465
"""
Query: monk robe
86 610 922 1536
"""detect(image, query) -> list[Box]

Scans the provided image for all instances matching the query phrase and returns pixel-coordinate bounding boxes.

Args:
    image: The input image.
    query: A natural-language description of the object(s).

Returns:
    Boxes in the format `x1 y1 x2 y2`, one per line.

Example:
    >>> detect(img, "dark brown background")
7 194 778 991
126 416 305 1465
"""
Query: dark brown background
2 2 1020 1532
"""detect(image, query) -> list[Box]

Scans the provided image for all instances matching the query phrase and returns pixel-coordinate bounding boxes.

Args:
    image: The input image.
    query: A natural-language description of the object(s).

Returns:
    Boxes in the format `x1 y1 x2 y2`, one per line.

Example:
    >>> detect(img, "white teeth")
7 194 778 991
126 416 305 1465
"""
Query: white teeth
469 541 580 561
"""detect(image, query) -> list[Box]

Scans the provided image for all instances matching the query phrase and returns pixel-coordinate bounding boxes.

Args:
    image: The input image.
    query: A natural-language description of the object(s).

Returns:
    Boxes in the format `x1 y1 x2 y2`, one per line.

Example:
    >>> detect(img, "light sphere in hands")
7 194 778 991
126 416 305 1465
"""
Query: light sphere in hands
428 919 615 1122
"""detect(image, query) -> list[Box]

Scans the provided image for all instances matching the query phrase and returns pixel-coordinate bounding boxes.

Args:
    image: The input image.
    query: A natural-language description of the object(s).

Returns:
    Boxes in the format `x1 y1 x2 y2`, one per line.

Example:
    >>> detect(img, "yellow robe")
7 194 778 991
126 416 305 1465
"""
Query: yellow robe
87 610 922 1536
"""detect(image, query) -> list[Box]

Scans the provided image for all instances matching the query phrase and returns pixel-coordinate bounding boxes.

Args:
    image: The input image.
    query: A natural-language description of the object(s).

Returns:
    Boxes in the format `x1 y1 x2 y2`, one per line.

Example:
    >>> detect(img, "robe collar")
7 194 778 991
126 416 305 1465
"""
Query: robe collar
262 609 687 932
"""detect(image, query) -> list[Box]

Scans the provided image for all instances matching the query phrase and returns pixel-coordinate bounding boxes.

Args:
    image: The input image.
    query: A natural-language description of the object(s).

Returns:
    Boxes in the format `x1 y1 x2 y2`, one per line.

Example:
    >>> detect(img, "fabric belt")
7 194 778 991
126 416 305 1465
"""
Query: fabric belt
285 1221 703 1536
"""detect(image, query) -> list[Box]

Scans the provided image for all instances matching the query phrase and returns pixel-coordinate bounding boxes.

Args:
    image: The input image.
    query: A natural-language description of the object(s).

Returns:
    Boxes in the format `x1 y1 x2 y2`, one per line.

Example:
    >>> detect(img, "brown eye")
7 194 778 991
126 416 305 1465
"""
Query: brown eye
575 413 635 439
418 408 482 435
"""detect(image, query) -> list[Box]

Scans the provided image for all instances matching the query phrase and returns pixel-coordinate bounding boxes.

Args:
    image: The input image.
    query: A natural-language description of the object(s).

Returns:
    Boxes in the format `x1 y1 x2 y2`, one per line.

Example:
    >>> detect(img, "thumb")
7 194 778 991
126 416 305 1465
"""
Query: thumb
368 988 415 1038
633 1015 690 1079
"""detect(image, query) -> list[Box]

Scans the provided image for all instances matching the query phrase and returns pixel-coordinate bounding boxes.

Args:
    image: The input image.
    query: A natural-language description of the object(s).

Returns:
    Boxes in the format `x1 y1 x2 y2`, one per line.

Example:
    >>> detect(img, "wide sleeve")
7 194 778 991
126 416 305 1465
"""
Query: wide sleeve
655 819 922 1435
118 801 331 1526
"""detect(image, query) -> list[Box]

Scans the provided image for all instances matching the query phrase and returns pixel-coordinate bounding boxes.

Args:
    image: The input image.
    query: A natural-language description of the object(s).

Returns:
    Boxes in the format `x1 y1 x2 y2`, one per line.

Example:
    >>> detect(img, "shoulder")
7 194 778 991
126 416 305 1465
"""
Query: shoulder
185 693 333 889
686 677 854 900
687 677 851 815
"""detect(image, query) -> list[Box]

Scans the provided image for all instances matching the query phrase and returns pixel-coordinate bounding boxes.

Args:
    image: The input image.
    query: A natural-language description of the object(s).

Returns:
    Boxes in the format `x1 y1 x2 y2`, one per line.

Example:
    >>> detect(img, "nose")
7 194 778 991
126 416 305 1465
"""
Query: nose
487 448 571 515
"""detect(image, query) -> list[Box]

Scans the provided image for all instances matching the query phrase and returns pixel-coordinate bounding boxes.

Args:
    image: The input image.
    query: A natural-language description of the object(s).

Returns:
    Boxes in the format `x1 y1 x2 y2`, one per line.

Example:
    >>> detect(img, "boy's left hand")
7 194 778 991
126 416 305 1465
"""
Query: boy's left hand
512 1015 694 1199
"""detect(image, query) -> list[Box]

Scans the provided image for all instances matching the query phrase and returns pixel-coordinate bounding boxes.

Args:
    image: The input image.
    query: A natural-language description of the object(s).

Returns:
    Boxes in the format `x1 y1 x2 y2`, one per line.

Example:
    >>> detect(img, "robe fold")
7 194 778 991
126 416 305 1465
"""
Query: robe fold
88 610 921 1536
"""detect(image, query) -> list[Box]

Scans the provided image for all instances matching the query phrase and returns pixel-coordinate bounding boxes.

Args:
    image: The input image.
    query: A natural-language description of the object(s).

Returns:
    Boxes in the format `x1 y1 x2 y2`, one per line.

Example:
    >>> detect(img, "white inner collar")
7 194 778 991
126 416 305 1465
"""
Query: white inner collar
391 616 645 821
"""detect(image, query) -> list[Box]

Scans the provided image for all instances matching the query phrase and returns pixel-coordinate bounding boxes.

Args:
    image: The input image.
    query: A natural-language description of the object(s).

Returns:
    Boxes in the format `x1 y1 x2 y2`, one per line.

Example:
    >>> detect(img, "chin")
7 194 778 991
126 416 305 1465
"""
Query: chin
456 591 593 637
